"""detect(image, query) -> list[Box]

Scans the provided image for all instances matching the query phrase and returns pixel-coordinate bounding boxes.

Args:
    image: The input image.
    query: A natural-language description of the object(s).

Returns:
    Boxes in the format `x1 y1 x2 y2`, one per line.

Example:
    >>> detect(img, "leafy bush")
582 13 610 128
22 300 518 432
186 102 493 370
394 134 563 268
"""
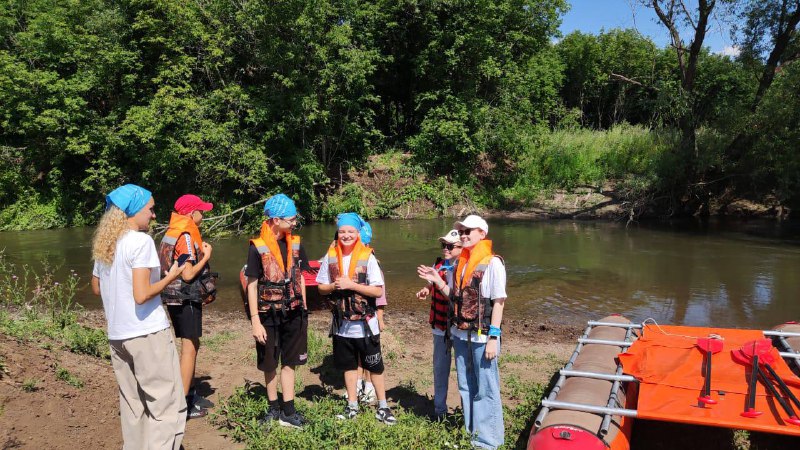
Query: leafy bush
62 324 109 359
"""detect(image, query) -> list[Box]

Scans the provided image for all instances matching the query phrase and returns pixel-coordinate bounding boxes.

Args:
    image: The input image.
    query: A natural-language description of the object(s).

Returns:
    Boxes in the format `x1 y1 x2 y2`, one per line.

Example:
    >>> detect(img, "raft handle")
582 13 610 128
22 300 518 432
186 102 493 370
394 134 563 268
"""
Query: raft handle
779 351 800 360
541 399 638 418
578 338 633 347
587 321 643 329
559 369 636 383
763 330 800 338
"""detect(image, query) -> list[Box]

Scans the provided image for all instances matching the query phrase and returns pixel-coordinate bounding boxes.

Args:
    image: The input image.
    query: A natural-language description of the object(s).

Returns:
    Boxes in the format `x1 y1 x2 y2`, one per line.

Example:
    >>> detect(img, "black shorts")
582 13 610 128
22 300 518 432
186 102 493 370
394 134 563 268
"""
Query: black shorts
332 334 384 374
167 302 202 338
256 308 308 373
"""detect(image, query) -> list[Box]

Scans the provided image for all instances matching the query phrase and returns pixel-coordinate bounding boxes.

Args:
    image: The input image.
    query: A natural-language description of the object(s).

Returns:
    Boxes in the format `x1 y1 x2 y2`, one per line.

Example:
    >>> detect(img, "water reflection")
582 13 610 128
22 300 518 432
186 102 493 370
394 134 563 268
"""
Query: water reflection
1 219 800 328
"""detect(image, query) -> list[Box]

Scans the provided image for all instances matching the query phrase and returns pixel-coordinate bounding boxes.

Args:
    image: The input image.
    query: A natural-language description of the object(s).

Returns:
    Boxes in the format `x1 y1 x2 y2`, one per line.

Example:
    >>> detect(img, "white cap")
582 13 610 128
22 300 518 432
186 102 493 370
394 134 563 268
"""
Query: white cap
454 214 488 234
438 229 460 244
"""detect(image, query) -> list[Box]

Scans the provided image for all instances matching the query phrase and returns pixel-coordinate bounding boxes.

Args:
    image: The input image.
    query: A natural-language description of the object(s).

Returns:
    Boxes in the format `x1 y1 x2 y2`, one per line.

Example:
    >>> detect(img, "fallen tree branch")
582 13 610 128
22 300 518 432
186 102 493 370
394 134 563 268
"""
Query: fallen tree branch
610 72 659 93
152 197 268 237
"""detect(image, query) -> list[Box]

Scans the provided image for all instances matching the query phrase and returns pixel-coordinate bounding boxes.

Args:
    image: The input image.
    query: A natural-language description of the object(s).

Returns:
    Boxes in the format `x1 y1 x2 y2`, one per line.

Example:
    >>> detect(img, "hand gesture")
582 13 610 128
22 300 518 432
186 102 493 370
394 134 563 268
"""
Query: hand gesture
252 321 267 345
201 241 213 257
166 261 186 280
334 276 355 291
416 286 430 299
417 265 444 286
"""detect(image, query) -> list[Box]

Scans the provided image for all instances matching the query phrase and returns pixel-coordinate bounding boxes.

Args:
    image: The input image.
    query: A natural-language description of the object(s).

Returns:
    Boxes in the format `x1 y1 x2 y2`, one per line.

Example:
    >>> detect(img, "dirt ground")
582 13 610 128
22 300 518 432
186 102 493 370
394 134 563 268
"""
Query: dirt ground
3 309 799 450
0 309 577 450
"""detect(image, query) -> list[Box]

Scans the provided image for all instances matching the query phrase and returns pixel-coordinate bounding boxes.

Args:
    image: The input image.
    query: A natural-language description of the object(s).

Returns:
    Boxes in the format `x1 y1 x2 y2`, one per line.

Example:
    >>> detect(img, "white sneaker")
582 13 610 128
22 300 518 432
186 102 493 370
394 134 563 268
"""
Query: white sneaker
360 383 377 405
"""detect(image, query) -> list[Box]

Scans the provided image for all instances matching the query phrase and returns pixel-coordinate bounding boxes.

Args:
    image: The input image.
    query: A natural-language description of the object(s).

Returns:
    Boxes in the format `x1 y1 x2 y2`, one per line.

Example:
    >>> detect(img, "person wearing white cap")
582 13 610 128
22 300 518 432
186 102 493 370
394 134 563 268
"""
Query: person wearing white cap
416 229 462 420
420 214 506 449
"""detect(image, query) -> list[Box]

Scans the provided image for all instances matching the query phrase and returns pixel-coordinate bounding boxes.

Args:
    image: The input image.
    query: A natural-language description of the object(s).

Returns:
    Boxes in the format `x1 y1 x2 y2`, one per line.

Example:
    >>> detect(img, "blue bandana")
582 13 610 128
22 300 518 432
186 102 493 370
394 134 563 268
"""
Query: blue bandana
360 222 373 245
263 193 297 218
336 211 366 229
106 184 152 217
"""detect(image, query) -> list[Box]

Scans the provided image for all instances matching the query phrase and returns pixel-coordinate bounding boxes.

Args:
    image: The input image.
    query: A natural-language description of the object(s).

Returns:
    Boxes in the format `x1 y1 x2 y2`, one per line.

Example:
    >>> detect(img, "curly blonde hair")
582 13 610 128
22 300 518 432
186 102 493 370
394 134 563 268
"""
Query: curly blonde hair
92 206 130 266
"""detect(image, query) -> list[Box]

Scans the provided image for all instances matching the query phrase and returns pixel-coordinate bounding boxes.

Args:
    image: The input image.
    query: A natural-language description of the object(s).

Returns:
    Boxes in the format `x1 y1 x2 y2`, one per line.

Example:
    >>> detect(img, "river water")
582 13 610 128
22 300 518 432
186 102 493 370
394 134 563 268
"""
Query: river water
2 219 800 329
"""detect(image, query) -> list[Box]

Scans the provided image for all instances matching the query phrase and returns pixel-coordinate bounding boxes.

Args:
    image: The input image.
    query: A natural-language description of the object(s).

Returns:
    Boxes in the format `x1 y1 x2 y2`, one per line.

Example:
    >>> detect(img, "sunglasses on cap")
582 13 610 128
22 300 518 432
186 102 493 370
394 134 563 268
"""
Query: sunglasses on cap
441 243 461 251
458 228 477 236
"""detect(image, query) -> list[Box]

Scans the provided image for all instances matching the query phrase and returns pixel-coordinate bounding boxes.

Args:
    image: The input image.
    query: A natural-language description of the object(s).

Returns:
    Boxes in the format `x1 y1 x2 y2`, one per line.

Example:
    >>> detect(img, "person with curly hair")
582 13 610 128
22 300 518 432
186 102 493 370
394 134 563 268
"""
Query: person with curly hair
90 184 187 450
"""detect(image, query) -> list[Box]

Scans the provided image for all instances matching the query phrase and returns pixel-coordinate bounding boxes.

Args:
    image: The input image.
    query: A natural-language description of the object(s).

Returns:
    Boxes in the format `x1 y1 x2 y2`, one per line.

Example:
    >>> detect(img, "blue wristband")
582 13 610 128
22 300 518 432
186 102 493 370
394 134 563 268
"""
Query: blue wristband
488 326 501 337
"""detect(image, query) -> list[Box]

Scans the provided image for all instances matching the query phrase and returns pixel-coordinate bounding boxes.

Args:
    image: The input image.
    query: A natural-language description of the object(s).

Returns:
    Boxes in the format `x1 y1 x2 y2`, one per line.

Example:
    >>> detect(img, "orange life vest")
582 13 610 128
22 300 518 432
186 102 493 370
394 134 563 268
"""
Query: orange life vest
325 239 376 321
158 212 217 305
239 221 303 318
453 239 501 334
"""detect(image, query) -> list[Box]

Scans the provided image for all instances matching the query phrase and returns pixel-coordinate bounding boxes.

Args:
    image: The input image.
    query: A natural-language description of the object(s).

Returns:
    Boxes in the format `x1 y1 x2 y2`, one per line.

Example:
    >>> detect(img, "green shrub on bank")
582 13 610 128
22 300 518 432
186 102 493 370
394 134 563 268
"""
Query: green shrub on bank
63 324 109 359
318 152 476 220
502 125 678 205
0 193 68 231
0 253 109 359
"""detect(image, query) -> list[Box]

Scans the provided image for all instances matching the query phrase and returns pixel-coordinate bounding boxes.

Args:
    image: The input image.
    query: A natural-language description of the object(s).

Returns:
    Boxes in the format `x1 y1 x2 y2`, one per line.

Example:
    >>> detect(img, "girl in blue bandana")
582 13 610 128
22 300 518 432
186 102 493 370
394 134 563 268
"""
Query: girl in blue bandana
90 184 188 449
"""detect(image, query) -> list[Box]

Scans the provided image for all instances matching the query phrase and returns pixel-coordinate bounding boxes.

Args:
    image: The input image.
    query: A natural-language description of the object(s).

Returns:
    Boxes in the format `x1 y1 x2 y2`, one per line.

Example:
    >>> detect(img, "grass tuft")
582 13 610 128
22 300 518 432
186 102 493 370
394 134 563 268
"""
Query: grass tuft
55 366 84 388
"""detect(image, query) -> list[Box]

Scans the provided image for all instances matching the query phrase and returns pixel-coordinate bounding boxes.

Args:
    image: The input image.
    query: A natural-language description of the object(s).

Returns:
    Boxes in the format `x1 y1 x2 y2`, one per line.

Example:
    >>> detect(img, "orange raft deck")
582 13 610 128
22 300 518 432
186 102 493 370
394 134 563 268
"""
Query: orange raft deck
619 324 800 437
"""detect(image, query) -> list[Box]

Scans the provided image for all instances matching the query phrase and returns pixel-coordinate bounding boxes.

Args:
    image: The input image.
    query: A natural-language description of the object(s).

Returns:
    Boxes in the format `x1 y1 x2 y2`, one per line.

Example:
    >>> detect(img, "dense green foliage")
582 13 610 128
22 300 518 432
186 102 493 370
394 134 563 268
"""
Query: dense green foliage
0 0 798 229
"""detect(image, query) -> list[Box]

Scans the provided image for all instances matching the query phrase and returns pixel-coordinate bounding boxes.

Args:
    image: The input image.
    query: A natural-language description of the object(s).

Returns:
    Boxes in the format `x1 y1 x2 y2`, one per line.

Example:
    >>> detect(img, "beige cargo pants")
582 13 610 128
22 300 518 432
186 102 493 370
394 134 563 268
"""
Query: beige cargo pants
110 328 187 450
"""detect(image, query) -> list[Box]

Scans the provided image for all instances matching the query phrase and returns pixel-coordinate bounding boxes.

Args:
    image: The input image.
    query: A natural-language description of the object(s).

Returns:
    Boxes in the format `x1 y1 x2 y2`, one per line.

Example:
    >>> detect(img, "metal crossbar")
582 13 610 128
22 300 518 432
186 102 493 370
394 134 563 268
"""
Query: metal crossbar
763 330 800 338
588 321 643 329
559 369 636 382
578 338 633 347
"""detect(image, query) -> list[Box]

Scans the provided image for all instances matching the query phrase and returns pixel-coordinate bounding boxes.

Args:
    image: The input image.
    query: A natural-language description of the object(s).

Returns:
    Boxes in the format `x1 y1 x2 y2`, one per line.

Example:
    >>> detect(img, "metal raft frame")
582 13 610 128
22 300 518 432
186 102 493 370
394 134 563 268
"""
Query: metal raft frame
533 322 800 442
535 320 642 439
764 329 800 372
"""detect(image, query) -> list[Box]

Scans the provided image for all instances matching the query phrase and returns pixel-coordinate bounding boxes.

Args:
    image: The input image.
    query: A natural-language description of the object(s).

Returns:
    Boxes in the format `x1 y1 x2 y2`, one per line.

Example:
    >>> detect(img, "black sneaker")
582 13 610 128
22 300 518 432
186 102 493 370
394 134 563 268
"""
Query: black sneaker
336 405 359 420
192 392 215 409
259 407 280 426
187 403 208 420
375 407 397 425
278 410 308 428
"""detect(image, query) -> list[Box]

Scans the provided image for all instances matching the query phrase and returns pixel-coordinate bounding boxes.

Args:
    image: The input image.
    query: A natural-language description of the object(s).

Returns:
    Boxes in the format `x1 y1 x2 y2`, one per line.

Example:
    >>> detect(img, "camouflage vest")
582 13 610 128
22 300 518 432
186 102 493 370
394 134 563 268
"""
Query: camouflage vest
239 235 302 317
159 231 217 306
326 245 376 321
453 254 501 334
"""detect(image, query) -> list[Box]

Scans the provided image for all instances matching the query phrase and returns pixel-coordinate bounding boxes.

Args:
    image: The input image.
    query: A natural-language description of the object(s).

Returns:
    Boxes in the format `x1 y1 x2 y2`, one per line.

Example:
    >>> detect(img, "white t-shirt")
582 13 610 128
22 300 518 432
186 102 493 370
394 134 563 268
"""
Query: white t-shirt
92 230 170 340
316 252 383 338
432 261 456 337
450 256 506 343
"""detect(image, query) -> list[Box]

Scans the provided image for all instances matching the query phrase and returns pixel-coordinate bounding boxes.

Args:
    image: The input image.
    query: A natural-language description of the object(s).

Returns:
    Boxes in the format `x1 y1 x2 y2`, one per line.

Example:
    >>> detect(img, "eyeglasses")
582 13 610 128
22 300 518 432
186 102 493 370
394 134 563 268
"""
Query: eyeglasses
441 243 462 251
279 217 298 224
457 228 476 236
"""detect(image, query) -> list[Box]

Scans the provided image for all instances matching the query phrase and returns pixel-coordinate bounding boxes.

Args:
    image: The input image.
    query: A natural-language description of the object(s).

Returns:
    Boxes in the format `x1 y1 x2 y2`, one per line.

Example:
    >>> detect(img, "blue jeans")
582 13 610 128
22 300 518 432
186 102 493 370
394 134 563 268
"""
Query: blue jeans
453 337 503 449
432 333 452 416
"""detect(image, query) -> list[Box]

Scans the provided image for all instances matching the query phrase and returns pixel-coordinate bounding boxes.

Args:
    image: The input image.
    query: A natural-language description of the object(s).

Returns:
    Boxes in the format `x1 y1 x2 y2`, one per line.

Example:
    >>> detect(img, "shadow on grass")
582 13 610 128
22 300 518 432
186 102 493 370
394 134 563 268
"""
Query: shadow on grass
193 375 217 400
309 354 345 392
512 368 562 449
386 383 434 418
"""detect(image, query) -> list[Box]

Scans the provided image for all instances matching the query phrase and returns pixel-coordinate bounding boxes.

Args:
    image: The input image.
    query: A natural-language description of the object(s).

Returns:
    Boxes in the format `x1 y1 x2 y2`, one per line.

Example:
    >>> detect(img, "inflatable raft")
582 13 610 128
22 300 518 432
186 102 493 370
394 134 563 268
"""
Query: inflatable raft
528 319 800 449
529 315 638 450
